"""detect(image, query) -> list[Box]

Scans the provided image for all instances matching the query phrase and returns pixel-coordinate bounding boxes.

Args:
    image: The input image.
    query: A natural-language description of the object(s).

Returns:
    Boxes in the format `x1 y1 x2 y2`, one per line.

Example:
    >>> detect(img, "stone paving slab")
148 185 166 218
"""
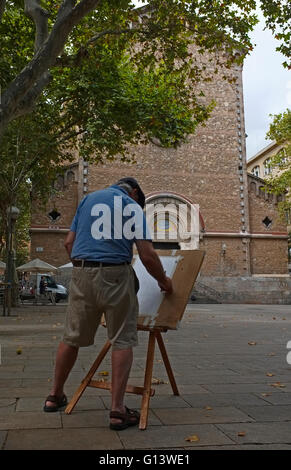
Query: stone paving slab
236 404 291 422
201 382 291 394
182 392 272 407
0 365 24 372
16 395 106 412
168 373 291 385
0 379 22 388
216 422 291 445
4 427 123 450
0 386 57 398
0 411 61 430
101 394 191 410
153 383 207 394
190 444 291 450
152 406 254 425
256 392 291 405
0 398 17 415
61 409 161 428
118 424 234 449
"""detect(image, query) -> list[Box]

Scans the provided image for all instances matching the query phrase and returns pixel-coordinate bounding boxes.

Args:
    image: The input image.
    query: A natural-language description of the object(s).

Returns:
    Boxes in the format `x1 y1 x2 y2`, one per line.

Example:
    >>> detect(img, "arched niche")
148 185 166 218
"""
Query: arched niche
145 192 204 250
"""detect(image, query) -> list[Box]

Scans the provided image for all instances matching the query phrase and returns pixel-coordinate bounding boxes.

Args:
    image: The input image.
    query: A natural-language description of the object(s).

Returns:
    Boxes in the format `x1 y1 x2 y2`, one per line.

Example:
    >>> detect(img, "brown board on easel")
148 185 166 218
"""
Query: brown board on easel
133 249 205 330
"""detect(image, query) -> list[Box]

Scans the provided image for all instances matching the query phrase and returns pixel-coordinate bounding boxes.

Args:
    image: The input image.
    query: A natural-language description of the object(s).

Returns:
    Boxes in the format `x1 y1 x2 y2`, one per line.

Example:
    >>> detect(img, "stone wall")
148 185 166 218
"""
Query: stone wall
30 173 79 267
30 231 71 267
196 276 291 304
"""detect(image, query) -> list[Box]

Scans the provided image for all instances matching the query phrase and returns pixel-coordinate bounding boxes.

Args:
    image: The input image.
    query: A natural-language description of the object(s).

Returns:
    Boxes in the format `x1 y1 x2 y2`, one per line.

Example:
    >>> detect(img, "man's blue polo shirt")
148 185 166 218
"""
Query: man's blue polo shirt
70 185 152 263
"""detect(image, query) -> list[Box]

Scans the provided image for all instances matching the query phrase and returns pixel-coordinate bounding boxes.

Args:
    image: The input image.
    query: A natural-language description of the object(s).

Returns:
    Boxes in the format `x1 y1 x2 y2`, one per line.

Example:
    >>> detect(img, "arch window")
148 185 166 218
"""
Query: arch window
145 192 203 250
263 158 272 175
252 166 260 177
66 170 75 184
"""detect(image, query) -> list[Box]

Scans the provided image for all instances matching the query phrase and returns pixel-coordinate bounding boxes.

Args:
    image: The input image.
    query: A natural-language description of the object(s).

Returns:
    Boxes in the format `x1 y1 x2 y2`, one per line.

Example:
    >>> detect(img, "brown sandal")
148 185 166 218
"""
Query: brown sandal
109 406 140 430
43 394 67 412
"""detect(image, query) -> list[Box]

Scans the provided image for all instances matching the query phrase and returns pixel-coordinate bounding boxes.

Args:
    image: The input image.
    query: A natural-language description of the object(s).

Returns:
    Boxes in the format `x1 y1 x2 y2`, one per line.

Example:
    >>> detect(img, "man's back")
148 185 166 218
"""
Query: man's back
70 185 151 263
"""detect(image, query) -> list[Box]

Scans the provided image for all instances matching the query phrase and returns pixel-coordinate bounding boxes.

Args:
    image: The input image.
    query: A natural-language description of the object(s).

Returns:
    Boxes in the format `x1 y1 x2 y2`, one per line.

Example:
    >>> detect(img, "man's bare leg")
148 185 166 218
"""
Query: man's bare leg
44 342 79 409
110 348 133 424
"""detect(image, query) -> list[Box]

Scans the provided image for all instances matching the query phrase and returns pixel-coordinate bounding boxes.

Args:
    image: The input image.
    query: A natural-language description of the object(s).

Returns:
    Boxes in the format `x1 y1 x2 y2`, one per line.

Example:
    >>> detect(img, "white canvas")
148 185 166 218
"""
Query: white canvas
133 254 182 326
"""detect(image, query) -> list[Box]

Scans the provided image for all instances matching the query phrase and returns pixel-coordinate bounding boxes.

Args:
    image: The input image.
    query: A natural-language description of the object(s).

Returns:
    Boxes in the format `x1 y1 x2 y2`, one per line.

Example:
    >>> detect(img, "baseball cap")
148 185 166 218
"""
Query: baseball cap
116 177 146 209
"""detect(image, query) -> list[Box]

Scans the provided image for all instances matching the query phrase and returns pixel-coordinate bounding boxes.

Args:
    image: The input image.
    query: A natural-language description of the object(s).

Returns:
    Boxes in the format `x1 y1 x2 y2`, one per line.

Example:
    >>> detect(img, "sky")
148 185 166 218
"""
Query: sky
134 2 290 160
243 11 290 160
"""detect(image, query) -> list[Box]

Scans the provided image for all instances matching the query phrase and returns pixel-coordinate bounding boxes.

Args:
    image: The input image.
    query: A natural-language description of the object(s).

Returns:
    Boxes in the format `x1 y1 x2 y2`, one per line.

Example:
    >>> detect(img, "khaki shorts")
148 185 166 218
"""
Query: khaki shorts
63 264 138 350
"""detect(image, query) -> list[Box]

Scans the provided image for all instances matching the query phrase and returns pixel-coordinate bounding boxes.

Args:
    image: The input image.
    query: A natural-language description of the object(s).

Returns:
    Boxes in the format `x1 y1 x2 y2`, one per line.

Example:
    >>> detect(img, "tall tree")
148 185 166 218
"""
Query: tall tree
260 0 291 69
264 109 291 217
0 0 260 138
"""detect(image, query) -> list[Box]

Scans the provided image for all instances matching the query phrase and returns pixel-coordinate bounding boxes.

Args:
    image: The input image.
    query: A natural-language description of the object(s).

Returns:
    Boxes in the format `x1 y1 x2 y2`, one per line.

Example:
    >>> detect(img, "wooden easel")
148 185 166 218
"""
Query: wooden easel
65 250 205 429
65 324 179 430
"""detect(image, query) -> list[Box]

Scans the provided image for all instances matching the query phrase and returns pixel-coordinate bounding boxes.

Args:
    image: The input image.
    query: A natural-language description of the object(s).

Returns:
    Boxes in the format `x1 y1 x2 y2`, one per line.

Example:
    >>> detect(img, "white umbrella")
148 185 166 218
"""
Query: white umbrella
16 258 57 273
58 262 73 269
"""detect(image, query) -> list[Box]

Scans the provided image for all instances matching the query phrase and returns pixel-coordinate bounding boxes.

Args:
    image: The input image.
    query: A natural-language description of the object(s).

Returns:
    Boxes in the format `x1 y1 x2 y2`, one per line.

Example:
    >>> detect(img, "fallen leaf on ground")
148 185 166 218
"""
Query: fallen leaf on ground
266 373 274 377
185 435 200 442
248 341 257 345
98 371 109 376
204 406 212 410
237 432 246 437
271 382 286 388
152 378 168 385
261 393 271 397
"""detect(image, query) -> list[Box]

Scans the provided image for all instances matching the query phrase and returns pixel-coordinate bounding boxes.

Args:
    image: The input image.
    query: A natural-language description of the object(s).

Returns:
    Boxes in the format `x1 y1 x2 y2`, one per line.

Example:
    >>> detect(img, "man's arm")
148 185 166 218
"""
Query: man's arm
64 231 76 259
135 240 173 294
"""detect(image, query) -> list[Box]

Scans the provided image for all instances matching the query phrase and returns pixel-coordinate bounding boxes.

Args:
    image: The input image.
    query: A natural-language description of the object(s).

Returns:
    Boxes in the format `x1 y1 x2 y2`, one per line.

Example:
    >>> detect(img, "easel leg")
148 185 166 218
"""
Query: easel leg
139 331 156 430
65 340 112 414
156 331 179 396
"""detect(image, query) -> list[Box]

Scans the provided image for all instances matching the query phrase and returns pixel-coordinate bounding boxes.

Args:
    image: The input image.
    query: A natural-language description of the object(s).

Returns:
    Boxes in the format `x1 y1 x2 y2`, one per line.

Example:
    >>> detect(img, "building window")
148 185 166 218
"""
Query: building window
263 158 272 175
54 175 64 190
262 216 272 229
145 192 202 250
252 166 260 177
66 171 75 184
48 209 61 223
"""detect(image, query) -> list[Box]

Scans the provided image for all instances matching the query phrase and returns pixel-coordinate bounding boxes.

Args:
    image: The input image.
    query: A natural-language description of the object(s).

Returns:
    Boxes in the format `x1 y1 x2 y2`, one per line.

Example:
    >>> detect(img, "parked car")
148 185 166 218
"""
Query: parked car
37 274 68 302
20 274 68 303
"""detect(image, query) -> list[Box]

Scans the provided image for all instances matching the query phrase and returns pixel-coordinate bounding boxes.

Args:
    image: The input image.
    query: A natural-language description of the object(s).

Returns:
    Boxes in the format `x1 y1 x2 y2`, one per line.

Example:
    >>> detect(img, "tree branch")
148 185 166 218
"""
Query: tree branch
0 0 101 137
12 72 52 119
24 0 50 53
55 27 142 68
56 0 77 20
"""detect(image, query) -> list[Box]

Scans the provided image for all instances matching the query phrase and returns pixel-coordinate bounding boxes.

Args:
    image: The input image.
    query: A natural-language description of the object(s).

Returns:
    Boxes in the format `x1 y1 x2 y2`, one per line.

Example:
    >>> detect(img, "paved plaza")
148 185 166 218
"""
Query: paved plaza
0 303 291 450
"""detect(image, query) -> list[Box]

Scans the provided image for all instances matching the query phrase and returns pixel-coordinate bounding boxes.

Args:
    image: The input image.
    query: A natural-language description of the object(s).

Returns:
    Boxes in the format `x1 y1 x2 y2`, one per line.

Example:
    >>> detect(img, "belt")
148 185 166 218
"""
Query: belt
72 260 130 267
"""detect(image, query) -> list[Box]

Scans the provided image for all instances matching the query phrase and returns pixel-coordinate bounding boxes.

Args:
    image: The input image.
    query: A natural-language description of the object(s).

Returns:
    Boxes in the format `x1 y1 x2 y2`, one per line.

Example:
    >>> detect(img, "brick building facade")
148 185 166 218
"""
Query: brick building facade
30 52 290 303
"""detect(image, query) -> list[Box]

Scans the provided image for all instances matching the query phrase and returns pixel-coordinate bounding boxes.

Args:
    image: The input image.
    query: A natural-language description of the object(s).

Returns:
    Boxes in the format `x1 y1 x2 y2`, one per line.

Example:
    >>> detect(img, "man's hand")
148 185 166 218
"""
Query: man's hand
158 276 173 294
135 240 174 295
